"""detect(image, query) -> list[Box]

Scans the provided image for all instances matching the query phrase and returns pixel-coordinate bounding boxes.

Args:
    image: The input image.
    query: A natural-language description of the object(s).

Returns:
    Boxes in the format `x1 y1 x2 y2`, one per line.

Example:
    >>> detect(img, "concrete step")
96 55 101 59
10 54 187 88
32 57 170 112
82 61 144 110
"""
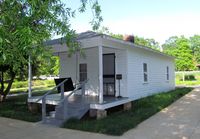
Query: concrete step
55 102 89 120
43 95 90 126
42 117 64 127
49 111 56 118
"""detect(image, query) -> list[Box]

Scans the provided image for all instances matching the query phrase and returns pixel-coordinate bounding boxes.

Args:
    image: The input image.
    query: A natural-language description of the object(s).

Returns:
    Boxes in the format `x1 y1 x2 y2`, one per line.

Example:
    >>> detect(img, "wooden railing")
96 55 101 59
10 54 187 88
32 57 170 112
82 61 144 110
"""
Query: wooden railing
35 78 88 122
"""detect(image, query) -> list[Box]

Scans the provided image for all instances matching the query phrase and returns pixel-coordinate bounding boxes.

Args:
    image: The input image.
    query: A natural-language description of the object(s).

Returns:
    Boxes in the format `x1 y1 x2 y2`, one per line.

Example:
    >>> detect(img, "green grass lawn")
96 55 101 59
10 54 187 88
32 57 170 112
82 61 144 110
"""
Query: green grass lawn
176 80 200 86
0 86 54 122
0 85 193 135
176 72 200 86
0 79 57 122
63 87 193 136
0 94 41 122
9 79 55 94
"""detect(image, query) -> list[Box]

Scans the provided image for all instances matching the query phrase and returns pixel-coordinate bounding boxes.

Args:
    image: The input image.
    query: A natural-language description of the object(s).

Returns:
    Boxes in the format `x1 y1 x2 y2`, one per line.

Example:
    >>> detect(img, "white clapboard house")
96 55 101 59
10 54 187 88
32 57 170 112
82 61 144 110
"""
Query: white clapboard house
28 31 175 125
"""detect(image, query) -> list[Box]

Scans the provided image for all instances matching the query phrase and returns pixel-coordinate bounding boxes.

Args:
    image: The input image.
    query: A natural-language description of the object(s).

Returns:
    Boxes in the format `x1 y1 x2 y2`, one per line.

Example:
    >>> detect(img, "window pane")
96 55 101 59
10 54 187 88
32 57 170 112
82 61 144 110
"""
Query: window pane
79 64 87 82
80 73 87 82
143 63 147 72
143 63 148 82
166 66 169 80
80 64 87 72
167 66 169 73
144 73 148 82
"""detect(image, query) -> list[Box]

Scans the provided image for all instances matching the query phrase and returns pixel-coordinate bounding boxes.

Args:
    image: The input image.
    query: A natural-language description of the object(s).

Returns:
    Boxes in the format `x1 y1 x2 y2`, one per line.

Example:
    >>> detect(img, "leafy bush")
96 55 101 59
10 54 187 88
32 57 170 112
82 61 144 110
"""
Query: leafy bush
184 75 196 81
12 81 28 88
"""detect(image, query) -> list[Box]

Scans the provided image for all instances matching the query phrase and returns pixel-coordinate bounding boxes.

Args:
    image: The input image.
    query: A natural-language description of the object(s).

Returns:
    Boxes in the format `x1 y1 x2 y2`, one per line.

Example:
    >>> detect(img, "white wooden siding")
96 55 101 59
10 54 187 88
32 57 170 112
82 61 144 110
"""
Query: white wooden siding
58 37 175 99
59 47 99 95
127 47 175 100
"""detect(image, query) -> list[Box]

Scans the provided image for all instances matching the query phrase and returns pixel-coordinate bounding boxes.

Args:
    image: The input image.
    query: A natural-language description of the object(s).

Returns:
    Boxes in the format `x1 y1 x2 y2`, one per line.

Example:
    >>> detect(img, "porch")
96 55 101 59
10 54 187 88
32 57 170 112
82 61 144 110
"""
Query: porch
28 92 130 110
27 44 128 107
26 32 129 124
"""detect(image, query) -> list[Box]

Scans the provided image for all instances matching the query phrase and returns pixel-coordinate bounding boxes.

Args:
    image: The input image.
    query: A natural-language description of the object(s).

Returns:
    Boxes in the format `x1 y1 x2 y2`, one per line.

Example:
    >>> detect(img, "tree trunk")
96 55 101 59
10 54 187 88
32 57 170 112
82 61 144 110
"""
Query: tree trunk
0 71 4 102
1 71 15 101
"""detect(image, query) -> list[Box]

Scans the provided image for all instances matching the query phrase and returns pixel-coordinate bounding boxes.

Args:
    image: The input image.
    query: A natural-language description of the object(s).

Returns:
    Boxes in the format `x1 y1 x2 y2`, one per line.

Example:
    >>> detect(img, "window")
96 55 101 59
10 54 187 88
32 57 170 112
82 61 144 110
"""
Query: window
166 66 169 80
143 63 148 82
79 63 87 82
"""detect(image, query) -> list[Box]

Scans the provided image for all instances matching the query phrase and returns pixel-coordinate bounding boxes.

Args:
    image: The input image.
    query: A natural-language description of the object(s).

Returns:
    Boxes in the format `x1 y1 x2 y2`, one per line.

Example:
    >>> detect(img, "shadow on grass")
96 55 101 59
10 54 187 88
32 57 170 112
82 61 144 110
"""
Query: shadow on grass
0 95 41 122
63 87 193 136
0 86 55 122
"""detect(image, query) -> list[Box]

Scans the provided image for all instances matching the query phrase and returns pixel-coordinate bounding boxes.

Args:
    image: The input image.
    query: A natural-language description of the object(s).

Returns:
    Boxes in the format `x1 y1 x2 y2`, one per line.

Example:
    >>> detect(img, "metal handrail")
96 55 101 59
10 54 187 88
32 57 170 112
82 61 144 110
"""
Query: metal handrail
58 79 88 104
35 78 69 103
58 87 79 105
40 79 88 122
57 79 88 120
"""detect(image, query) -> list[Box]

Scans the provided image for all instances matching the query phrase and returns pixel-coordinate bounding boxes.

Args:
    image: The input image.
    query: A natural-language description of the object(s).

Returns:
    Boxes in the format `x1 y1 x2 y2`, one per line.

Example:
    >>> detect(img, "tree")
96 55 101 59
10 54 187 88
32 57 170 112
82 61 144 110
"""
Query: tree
33 56 59 77
0 0 102 101
189 35 200 64
134 36 160 50
109 32 160 50
163 36 196 71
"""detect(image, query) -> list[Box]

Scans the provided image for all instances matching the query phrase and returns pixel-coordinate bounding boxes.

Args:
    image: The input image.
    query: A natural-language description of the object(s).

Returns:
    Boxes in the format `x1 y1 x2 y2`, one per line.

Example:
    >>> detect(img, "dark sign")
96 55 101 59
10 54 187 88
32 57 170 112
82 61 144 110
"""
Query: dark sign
116 74 122 80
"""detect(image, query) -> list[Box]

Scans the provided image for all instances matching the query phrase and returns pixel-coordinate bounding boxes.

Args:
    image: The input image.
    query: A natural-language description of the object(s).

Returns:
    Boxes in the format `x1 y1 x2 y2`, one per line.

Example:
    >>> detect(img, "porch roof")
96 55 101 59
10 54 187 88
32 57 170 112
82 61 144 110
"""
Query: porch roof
45 31 174 59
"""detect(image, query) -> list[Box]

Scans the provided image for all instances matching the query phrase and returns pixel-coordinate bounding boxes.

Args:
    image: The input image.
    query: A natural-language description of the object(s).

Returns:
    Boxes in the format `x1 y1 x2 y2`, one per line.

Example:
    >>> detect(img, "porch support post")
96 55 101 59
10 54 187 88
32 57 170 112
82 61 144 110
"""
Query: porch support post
98 46 103 104
28 55 32 98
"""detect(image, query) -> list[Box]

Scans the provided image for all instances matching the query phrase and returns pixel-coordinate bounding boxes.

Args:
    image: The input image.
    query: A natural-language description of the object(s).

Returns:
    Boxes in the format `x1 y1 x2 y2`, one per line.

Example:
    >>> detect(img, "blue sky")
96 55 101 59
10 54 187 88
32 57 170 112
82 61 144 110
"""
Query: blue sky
64 0 200 44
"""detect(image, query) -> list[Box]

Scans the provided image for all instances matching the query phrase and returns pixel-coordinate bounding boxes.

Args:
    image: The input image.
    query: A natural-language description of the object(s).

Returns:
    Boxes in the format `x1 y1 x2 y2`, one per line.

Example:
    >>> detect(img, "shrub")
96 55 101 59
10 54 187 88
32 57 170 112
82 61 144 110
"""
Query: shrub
184 75 196 81
10 79 55 89
12 81 28 88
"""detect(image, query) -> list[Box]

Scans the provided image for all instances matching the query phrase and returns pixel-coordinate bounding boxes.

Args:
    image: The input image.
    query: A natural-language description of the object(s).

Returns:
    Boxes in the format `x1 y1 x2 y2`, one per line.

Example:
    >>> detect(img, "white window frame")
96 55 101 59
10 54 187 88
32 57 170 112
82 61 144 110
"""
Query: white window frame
143 63 148 83
166 66 169 81
79 63 87 82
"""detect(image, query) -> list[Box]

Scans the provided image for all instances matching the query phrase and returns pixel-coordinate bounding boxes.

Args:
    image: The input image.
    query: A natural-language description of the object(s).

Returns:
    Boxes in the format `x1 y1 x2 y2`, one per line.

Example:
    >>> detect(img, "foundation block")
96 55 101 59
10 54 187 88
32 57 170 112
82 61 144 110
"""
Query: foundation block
123 102 132 111
97 110 107 119
28 103 39 113
89 109 97 118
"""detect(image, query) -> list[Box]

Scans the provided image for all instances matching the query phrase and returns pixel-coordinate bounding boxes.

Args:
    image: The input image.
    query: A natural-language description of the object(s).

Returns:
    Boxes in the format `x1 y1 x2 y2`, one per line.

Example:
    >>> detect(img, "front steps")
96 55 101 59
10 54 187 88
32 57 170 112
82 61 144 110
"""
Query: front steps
42 95 90 126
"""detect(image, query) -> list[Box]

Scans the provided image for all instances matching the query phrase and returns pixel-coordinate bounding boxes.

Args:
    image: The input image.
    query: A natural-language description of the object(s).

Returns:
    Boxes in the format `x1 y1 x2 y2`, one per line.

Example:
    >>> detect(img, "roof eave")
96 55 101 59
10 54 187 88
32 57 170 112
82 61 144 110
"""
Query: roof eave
102 35 175 59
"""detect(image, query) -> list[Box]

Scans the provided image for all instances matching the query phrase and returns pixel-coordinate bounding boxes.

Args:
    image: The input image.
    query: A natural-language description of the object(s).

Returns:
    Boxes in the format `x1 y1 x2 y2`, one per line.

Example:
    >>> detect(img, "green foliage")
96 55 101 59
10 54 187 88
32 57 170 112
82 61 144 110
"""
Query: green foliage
0 0 102 99
10 79 55 89
63 87 193 135
189 35 200 64
109 31 200 71
163 36 196 71
175 72 200 85
0 0 102 70
134 36 160 50
109 32 160 50
184 75 196 81
33 56 59 77
110 33 123 39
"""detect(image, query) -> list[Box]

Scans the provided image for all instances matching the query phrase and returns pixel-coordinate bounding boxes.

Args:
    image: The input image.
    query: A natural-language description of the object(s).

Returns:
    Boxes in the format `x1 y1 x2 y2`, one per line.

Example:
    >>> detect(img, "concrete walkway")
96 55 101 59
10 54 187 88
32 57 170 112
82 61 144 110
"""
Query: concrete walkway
124 87 200 139
1 87 200 139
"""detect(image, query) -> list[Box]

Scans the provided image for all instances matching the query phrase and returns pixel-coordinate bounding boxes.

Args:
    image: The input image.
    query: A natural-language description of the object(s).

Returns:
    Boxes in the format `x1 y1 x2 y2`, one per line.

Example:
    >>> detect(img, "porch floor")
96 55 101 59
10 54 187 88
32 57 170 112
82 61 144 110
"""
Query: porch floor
28 92 131 110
